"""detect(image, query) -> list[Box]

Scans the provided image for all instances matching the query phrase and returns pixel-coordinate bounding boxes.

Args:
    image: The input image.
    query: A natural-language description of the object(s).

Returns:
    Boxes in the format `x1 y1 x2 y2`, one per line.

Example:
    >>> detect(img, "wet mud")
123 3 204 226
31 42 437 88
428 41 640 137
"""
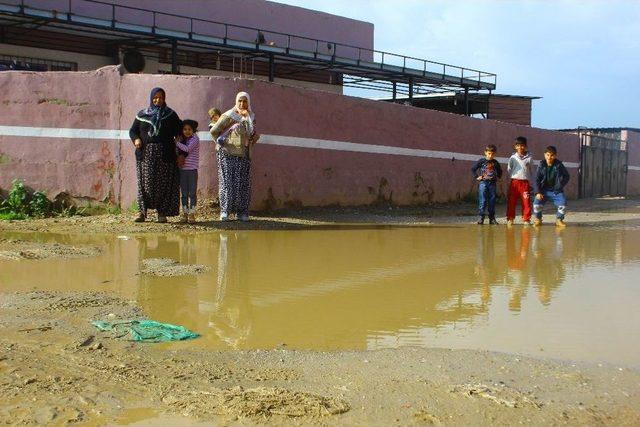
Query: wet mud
1 291 639 425
139 258 211 277
0 238 101 260
2 197 640 425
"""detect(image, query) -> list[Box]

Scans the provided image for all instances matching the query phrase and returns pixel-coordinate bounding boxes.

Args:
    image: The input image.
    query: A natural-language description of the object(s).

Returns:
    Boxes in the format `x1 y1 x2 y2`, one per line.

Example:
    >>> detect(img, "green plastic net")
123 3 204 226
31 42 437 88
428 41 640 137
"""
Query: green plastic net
91 319 200 343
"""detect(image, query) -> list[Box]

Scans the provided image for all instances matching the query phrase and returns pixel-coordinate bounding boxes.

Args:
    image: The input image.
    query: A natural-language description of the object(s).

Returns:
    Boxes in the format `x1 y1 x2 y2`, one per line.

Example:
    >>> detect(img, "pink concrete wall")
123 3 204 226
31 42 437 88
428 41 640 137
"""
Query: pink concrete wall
0 67 122 203
0 67 589 211
12 0 374 60
624 130 640 195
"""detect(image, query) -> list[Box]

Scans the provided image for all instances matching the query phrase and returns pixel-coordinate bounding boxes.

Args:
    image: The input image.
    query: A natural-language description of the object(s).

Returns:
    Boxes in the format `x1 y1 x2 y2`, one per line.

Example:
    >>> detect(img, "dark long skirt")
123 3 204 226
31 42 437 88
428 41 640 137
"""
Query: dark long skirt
136 143 180 216
217 150 251 215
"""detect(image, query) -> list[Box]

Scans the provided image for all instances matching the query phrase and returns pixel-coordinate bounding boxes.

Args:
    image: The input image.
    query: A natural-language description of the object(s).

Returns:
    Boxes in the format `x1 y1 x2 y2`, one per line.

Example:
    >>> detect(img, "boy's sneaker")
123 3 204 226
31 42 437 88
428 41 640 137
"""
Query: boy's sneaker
220 212 229 222
506 219 514 227
188 214 196 224
555 219 566 228
179 212 188 223
533 218 542 227
477 216 485 225
489 217 498 225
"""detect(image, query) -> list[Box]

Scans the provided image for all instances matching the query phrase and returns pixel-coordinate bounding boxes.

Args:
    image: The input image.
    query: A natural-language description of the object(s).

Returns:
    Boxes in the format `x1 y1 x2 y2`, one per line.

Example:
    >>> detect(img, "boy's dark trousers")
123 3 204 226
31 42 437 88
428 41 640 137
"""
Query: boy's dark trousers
478 180 497 219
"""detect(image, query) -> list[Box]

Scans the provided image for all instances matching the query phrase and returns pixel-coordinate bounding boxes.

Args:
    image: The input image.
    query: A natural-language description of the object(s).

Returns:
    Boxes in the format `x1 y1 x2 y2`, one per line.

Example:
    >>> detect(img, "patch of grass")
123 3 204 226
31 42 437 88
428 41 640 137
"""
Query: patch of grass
55 202 87 218
106 204 122 215
0 211 26 220
0 179 85 220
128 200 139 213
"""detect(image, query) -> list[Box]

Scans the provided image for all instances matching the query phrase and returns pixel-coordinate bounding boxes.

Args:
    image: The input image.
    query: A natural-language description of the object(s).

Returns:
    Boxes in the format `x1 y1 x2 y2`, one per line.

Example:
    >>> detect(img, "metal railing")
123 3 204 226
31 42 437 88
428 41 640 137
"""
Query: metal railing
2 0 497 88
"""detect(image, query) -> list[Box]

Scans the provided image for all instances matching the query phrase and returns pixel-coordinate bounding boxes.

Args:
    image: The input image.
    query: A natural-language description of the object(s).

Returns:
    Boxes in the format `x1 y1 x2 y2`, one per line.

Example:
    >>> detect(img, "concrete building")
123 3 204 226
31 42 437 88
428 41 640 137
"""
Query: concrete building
0 1 638 209
0 0 376 93
0 0 495 100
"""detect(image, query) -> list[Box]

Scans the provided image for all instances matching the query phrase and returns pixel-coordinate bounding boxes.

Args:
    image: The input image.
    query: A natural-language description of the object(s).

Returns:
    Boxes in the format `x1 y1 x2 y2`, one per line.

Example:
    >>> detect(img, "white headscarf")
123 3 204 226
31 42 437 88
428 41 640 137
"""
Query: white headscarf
225 92 254 120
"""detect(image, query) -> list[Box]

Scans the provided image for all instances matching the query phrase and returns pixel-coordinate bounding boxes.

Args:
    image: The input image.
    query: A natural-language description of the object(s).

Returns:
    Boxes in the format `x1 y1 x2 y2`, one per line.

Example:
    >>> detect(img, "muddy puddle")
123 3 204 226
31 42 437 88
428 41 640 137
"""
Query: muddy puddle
1 222 640 367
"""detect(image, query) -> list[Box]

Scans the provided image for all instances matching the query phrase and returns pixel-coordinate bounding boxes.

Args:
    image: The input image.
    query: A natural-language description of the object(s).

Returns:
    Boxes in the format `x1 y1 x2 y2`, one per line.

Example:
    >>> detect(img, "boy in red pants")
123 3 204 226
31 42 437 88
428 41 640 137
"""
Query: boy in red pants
506 136 533 226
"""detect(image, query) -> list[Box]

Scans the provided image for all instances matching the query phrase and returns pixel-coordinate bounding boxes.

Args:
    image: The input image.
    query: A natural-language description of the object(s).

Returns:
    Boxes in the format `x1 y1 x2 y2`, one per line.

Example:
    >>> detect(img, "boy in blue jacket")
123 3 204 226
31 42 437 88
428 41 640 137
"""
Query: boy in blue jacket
471 144 503 225
533 146 570 227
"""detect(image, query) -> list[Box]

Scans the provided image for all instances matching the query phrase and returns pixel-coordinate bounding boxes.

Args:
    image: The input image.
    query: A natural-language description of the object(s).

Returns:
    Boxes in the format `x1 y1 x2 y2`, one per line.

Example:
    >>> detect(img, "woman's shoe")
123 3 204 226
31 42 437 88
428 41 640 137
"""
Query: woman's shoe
134 213 146 223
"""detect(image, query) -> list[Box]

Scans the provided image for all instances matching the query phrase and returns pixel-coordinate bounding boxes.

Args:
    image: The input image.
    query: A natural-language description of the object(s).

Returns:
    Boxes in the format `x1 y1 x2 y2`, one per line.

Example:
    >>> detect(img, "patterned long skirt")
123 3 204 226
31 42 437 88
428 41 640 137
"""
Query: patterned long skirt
217 150 252 215
136 143 180 216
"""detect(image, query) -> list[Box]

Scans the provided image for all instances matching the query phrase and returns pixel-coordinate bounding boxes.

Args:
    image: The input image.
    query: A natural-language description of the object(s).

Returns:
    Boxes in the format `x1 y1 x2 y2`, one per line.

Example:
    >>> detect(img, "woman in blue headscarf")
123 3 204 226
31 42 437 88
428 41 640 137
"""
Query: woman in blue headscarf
129 87 182 223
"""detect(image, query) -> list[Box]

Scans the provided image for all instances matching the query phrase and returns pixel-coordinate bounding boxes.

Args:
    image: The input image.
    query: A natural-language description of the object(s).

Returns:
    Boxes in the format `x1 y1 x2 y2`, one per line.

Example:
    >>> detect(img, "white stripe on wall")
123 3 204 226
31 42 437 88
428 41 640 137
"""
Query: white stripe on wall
0 124 611 169
0 125 126 140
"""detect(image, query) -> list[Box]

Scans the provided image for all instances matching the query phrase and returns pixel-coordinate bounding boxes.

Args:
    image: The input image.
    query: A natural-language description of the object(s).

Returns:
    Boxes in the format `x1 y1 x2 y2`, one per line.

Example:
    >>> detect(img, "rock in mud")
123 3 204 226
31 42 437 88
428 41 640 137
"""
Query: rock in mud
139 258 211 277
0 239 101 260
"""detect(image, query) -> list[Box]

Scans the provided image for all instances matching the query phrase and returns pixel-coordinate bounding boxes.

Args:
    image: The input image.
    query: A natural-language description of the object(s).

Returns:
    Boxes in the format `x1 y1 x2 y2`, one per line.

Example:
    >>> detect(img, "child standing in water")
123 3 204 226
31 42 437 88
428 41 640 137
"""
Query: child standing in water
533 145 570 227
472 144 503 225
176 119 200 223
506 136 533 226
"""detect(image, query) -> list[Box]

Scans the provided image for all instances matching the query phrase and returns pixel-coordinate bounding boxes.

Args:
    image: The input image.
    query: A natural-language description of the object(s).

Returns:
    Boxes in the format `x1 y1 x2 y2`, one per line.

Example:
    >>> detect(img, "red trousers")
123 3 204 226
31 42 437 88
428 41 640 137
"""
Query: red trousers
507 179 532 221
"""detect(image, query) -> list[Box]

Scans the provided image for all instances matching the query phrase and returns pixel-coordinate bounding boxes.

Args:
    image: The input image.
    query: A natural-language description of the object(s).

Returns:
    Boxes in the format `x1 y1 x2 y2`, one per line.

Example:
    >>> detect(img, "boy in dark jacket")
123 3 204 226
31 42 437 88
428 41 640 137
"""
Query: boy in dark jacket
471 144 503 225
532 145 570 227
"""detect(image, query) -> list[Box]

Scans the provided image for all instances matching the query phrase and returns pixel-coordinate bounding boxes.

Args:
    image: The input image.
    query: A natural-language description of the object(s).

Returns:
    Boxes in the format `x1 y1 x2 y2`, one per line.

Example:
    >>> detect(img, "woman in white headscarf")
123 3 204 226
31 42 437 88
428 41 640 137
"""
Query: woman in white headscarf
210 92 260 221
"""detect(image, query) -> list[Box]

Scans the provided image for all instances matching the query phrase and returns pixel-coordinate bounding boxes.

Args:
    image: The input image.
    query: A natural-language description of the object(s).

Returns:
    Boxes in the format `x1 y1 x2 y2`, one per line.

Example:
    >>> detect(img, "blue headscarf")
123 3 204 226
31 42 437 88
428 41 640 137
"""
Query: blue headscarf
136 87 176 137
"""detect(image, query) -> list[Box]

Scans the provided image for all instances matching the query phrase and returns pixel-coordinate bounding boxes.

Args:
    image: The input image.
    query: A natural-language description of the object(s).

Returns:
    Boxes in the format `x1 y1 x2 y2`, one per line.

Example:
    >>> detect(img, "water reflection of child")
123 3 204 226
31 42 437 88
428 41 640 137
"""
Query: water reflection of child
505 227 532 311
474 228 499 307
531 228 565 305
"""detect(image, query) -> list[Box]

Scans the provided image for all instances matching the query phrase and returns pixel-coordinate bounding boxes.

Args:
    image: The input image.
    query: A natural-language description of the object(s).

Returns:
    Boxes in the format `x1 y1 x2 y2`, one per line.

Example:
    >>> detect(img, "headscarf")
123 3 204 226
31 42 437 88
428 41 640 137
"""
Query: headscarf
224 91 255 135
136 87 176 137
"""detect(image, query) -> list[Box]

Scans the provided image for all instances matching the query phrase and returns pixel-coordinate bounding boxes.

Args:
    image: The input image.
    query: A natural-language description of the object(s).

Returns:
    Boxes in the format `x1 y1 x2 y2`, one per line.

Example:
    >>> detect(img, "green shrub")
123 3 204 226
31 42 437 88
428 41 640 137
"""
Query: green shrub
29 191 51 218
1 179 29 216
0 179 85 220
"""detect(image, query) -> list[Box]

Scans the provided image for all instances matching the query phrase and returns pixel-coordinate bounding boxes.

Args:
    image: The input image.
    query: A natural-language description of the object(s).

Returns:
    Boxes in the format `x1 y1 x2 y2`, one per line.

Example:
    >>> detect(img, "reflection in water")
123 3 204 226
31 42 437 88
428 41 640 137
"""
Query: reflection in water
207 232 252 348
531 229 565 306
1 222 640 366
474 228 498 308
505 227 531 311
136 236 200 327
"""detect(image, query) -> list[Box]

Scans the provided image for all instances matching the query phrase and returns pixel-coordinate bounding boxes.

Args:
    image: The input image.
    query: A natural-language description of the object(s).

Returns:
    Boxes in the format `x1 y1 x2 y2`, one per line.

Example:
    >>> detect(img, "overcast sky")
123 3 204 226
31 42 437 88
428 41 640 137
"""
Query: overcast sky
277 0 640 130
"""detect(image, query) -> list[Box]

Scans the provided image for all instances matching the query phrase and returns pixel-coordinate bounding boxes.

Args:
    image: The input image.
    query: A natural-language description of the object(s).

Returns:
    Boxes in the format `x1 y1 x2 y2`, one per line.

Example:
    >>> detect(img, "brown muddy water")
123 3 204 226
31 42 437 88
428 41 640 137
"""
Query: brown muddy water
1 222 640 367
